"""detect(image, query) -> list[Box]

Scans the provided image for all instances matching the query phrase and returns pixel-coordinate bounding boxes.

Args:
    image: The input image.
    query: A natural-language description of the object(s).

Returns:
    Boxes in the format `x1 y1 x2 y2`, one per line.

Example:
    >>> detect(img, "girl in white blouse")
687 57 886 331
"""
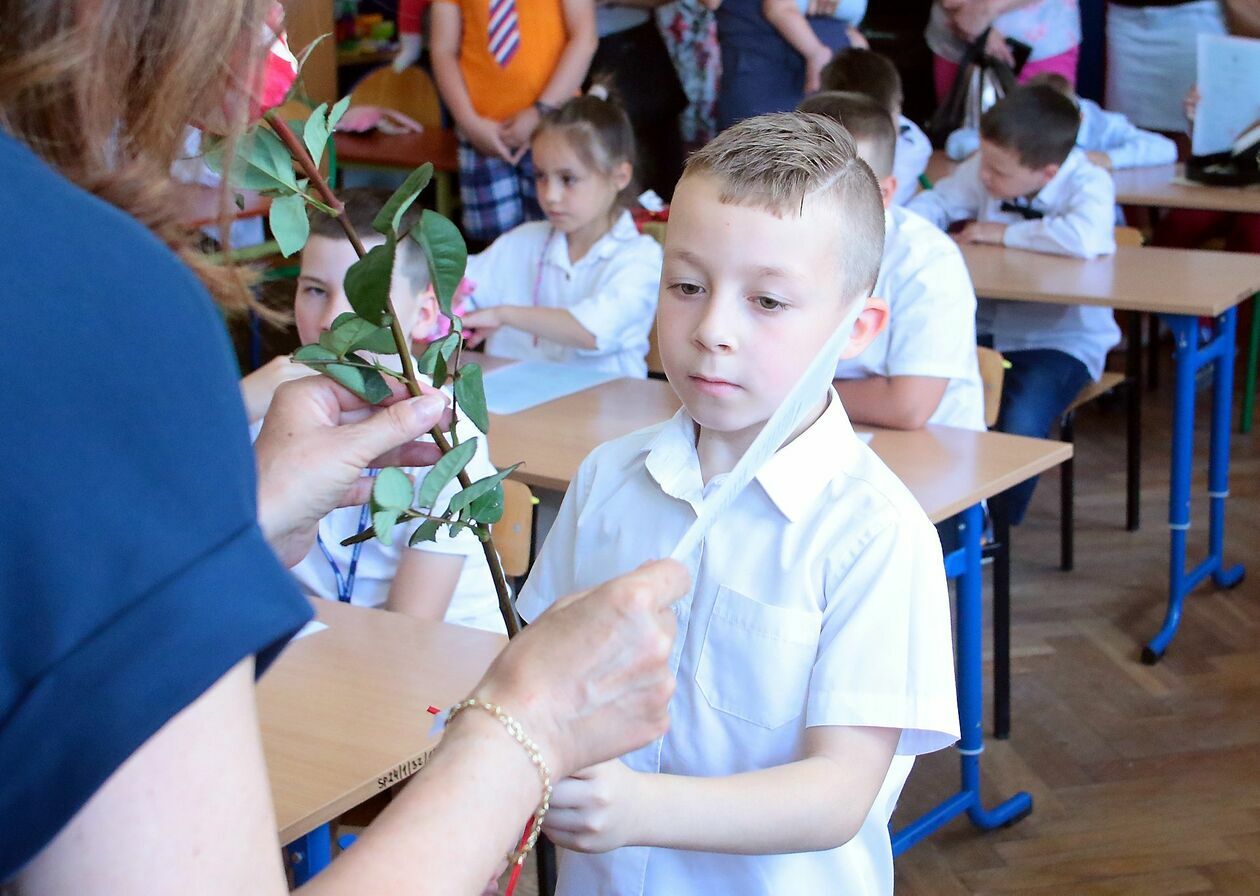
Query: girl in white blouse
462 88 663 378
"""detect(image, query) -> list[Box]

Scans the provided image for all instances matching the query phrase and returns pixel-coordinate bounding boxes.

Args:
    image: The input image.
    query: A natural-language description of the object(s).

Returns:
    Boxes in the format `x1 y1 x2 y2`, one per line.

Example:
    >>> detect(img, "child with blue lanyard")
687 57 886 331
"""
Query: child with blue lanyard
245 190 505 634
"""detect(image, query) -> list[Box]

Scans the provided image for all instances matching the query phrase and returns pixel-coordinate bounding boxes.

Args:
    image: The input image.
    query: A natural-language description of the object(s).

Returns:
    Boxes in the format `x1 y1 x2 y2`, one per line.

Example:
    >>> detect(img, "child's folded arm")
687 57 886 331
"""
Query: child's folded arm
545 725 900 855
834 375 949 430
906 159 987 230
1100 121 1177 170
1002 202 1117 259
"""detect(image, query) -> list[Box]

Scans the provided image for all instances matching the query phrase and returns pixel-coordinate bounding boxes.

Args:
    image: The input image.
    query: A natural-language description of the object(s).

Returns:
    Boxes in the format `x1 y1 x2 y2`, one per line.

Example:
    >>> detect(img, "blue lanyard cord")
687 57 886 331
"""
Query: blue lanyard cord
317 470 379 603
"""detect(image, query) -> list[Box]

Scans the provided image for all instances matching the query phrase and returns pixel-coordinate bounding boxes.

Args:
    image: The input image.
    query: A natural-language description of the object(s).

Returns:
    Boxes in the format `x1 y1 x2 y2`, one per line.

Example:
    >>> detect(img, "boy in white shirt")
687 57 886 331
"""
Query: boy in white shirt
820 47 932 206
908 85 1121 522
247 190 506 633
799 90 985 431
518 112 959 896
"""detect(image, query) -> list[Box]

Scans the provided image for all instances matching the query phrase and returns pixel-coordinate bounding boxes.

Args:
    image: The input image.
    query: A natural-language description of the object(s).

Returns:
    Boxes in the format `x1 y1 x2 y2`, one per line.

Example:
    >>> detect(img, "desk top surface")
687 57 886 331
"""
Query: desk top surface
959 243 1260 316
333 128 459 172
258 598 503 843
488 374 1071 522
1112 164 1260 214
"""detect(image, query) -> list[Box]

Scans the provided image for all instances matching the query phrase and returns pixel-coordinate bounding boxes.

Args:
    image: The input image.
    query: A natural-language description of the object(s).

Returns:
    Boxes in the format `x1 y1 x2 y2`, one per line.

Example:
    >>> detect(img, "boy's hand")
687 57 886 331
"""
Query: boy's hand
544 760 642 853
461 114 516 163
846 26 869 49
952 220 1007 246
501 106 542 154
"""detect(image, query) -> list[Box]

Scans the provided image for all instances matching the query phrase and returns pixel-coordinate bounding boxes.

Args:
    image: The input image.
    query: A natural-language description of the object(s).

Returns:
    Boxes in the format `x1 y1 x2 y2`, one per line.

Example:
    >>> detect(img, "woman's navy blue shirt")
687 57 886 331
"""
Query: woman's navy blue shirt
0 130 312 881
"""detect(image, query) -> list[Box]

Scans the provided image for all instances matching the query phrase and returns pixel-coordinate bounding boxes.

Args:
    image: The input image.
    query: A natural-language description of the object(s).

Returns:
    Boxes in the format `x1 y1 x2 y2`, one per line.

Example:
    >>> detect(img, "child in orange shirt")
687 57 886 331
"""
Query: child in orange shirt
430 0 597 244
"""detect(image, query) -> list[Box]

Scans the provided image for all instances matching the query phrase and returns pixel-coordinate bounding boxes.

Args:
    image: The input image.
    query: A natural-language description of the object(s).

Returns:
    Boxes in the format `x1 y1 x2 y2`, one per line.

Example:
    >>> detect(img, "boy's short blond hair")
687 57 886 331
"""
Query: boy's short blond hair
683 112 885 302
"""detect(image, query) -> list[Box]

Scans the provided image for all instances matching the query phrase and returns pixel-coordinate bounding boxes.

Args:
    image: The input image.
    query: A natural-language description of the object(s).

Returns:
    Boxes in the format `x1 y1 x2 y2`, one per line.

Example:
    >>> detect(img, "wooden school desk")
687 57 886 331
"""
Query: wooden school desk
258 597 504 882
486 371 1071 853
959 242 1260 661
332 128 459 217
1112 163 1260 215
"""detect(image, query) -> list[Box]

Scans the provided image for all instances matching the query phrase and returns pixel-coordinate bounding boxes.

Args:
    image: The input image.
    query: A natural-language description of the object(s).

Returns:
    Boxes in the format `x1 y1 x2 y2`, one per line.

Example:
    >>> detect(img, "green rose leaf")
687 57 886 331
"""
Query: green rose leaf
448 520 470 538
454 363 489 433
372 509 399 546
432 349 449 391
468 485 506 525
446 464 520 519
372 467 414 513
372 164 434 236
412 210 467 315
327 94 352 133
408 519 443 547
204 130 296 193
327 314 397 356
292 343 338 367
343 237 396 325
416 437 478 511
323 359 392 404
269 193 310 257
302 102 330 166
417 333 459 376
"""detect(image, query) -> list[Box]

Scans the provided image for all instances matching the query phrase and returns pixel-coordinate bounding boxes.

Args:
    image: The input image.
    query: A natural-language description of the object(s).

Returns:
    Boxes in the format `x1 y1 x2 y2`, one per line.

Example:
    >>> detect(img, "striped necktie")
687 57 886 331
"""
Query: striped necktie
488 0 521 68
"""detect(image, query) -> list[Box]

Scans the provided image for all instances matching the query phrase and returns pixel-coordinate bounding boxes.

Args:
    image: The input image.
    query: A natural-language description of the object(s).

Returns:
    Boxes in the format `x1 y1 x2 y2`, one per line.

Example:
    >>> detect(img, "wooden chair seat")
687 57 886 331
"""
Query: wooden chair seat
1065 372 1125 416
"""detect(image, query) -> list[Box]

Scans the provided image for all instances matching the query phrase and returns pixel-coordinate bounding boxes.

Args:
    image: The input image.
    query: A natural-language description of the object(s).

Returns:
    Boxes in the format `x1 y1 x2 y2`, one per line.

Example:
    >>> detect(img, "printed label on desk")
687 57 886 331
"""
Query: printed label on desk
377 749 436 790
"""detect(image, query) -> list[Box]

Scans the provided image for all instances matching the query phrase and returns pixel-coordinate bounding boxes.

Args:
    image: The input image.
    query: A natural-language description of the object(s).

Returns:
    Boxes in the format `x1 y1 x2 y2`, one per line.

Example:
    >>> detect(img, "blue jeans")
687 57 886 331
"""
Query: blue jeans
995 348 1092 524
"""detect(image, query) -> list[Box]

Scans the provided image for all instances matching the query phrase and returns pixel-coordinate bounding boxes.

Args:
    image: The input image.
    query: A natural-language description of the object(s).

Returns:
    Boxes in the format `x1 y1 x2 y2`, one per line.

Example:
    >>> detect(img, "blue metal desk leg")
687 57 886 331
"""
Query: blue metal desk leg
287 823 333 886
892 503 1032 855
1143 310 1246 664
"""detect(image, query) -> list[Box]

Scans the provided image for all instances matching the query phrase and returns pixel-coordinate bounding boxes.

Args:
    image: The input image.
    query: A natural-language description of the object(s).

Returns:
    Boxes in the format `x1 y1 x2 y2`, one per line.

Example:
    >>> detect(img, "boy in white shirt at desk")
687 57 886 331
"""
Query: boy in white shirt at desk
243 190 506 634
518 112 959 896
909 85 1120 522
820 47 932 206
799 90 985 431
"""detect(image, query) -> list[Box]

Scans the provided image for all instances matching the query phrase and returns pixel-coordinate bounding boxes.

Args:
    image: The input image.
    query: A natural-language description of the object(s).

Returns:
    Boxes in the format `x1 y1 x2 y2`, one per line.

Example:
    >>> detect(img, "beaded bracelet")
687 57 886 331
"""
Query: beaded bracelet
447 698 553 866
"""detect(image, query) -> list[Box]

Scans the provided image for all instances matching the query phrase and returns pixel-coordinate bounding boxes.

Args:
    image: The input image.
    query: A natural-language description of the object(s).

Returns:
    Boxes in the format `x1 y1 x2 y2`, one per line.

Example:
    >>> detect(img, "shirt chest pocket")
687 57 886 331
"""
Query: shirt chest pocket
694 586 821 730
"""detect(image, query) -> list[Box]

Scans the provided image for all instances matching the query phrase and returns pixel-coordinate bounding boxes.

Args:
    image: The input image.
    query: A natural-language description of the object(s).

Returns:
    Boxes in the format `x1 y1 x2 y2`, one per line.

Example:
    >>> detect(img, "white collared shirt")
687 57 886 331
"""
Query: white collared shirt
282 413 507 634
907 149 1121 379
836 206 986 430
465 210 662 377
1076 97 1178 170
518 394 959 896
894 115 933 205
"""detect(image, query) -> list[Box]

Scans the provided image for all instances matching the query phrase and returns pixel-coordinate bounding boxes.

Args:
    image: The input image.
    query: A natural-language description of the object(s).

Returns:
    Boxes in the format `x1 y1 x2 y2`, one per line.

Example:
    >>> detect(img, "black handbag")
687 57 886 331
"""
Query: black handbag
1186 120 1260 187
925 29 1025 149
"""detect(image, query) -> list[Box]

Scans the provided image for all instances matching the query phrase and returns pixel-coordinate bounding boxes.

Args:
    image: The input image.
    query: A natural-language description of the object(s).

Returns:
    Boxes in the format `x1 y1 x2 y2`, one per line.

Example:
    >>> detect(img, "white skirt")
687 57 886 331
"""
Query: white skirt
1105 0 1227 133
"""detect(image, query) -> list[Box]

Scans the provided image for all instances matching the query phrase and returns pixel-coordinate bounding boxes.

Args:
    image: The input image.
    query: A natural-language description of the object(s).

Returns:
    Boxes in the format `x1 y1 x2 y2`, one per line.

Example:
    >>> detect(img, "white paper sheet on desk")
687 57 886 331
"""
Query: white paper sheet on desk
482 361 623 415
1193 34 1260 157
291 620 328 641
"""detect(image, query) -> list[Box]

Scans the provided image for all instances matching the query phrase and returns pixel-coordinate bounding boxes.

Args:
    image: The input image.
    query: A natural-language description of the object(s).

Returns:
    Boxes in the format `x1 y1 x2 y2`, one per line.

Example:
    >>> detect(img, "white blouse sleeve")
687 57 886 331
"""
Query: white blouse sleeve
567 236 663 356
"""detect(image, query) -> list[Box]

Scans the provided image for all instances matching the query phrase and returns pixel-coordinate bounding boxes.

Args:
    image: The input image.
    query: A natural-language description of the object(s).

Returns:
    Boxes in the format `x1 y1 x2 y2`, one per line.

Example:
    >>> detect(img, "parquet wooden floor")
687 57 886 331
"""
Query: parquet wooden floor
894 350 1260 895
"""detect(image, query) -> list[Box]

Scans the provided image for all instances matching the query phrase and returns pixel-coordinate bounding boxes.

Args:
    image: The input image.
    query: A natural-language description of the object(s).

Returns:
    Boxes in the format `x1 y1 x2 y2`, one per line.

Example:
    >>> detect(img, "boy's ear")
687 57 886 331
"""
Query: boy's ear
1040 162 1061 183
408 289 440 344
614 160 633 193
878 175 898 209
839 296 889 360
